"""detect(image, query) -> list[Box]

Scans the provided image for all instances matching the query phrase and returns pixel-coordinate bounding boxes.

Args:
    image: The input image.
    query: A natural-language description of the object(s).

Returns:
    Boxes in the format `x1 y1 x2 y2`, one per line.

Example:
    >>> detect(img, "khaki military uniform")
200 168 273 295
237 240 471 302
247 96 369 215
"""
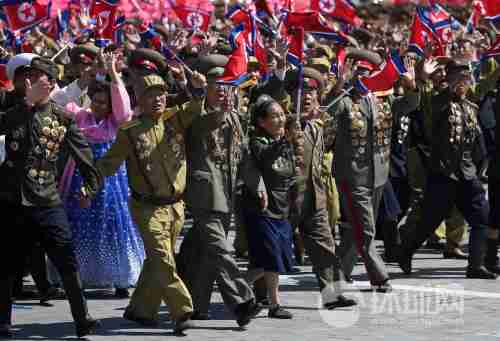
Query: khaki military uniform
97 98 204 321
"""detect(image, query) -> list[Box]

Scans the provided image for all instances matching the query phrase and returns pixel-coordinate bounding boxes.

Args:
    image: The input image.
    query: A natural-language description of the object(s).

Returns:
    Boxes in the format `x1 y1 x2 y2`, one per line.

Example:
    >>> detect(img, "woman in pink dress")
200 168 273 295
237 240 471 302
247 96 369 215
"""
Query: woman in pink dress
61 52 144 298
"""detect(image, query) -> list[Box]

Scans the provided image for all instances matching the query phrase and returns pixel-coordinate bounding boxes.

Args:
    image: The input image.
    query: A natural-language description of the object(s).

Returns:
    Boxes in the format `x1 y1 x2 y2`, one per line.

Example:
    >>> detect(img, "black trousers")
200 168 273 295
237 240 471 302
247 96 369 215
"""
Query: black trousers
404 173 489 268
0 201 87 325
489 176 500 230
14 243 51 297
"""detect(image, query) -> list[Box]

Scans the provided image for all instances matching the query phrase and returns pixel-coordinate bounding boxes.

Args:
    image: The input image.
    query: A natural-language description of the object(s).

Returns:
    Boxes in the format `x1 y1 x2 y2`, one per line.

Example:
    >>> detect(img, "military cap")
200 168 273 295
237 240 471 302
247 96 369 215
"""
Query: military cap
69 43 99 65
134 74 167 97
285 67 325 94
308 57 331 74
153 24 170 41
30 57 59 80
193 54 228 76
128 48 168 74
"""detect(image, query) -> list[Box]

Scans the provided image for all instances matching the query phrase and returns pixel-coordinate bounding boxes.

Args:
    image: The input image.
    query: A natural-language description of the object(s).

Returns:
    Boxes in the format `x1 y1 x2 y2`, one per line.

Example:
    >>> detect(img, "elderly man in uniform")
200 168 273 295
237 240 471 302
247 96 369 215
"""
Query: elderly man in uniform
398 61 498 279
176 55 263 325
94 66 207 333
284 67 357 308
0 56 101 338
333 56 419 291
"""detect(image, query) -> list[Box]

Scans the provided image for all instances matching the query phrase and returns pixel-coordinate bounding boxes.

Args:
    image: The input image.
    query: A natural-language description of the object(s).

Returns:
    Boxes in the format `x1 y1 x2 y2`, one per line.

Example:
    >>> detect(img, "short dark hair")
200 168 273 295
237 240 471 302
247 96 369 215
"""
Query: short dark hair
88 80 111 101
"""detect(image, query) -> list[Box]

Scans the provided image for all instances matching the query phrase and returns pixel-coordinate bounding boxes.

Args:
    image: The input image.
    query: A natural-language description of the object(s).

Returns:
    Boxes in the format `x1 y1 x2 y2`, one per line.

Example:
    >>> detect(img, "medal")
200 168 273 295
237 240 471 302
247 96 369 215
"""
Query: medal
359 147 365 154
29 169 38 178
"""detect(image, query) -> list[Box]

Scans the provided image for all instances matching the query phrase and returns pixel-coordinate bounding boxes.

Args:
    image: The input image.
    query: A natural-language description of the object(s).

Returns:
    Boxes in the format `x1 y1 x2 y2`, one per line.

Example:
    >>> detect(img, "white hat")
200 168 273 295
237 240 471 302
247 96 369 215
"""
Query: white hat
6 53 39 81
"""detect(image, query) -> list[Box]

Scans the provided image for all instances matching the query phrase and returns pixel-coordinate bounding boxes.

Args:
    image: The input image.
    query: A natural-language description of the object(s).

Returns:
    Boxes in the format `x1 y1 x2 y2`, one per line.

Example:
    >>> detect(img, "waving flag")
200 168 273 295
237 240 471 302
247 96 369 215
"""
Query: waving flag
481 0 500 23
409 6 443 57
218 24 249 85
48 8 70 41
0 0 52 32
173 5 211 31
355 49 408 96
285 11 347 43
466 0 486 34
310 0 361 27
285 26 304 66
91 0 119 47
429 3 460 53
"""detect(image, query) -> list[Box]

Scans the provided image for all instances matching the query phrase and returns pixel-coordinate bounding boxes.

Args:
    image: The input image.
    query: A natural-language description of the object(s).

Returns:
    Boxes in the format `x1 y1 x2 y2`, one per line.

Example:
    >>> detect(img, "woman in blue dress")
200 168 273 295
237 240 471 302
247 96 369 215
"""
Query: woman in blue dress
61 51 144 297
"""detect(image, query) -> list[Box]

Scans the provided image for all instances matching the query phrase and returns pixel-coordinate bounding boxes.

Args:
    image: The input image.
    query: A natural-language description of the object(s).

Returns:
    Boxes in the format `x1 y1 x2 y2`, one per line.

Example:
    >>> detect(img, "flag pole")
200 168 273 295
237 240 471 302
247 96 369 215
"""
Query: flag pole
319 86 354 112
51 43 73 62
295 64 303 124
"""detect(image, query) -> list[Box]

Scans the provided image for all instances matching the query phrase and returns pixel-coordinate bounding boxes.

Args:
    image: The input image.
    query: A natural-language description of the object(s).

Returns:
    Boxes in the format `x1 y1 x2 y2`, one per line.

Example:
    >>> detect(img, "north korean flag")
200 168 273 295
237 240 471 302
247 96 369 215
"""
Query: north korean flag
310 0 362 27
91 0 119 47
285 11 347 44
217 23 249 86
409 6 442 57
0 0 52 32
285 26 304 66
480 0 500 23
173 5 211 32
355 49 407 96
0 57 12 90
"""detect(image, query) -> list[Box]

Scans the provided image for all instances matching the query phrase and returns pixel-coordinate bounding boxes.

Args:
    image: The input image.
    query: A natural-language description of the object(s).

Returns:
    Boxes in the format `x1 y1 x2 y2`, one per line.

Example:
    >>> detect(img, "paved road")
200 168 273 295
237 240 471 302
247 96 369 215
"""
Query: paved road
8 232 500 341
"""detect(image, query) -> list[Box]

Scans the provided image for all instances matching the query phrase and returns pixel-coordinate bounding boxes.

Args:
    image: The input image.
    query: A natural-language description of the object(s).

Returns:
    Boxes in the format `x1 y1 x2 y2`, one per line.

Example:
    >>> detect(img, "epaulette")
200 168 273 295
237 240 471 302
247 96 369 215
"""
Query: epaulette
120 119 141 130
253 136 270 144
312 118 325 127
163 105 180 121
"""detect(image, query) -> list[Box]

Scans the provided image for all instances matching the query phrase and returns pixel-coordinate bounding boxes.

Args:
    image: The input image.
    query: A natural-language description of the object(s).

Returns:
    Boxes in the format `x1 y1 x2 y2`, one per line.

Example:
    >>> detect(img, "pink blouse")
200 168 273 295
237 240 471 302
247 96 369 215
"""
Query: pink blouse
65 81 133 144
59 81 132 200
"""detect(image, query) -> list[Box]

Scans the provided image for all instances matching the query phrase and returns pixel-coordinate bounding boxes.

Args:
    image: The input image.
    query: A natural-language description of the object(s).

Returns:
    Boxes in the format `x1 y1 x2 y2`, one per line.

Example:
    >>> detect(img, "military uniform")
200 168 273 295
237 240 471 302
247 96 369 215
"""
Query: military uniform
96 75 203 322
334 88 419 286
176 59 258 319
400 72 495 278
0 57 100 338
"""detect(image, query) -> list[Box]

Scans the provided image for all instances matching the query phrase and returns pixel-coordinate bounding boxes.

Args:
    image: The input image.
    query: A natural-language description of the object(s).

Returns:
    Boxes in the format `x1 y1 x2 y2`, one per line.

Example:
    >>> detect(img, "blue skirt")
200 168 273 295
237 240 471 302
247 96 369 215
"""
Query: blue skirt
244 213 294 273
65 141 145 288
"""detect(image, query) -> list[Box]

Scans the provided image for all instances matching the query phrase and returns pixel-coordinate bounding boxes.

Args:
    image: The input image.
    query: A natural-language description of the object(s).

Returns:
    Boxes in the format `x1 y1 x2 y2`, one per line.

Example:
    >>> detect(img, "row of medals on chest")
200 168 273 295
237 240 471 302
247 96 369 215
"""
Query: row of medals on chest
449 102 477 144
31 117 66 183
349 102 392 155
136 128 184 171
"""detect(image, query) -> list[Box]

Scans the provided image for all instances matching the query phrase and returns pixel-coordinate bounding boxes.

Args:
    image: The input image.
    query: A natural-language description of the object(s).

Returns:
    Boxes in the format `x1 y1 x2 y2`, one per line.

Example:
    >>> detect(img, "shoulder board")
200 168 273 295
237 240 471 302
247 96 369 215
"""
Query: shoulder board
120 119 141 130
253 136 270 144
312 118 324 127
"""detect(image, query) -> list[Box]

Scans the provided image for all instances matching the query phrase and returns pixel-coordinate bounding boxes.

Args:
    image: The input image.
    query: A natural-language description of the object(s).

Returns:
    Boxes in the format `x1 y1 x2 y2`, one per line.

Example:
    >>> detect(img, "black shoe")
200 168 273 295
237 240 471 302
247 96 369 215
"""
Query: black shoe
466 266 498 280
372 280 393 293
443 248 468 260
75 317 100 338
191 311 210 320
486 264 500 275
323 295 357 310
268 305 293 319
235 300 263 327
383 251 399 263
256 297 271 307
123 309 159 327
344 275 354 284
173 314 195 334
114 288 130 299
0 324 12 338
397 249 413 275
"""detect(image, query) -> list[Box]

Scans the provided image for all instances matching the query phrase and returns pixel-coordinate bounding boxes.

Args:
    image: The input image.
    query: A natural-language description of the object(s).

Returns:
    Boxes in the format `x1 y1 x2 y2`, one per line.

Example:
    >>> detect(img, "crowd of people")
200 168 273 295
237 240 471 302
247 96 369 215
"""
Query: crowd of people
0 0 499 338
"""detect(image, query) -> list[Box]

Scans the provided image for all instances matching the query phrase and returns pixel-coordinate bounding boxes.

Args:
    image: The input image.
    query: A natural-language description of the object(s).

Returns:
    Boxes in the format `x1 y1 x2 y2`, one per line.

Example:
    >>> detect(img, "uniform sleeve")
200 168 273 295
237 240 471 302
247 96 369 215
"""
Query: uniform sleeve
96 128 131 178
392 90 420 118
64 116 102 197
250 136 287 164
173 96 205 131
239 146 266 197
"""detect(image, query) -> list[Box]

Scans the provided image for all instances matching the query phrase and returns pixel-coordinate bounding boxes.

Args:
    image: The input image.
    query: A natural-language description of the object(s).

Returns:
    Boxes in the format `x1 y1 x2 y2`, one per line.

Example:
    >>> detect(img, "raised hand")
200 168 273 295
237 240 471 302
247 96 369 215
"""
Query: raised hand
422 58 439 80
190 71 207 89
401 55 417 90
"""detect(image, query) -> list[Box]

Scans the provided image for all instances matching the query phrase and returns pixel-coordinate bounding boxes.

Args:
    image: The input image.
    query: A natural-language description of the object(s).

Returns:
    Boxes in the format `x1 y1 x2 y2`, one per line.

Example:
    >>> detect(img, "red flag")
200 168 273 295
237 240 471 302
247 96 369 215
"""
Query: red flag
355 50 407 96
285 11 347 43
285 26 304 66
173 5 211 31
91 0 118 47
310 0 362 27
481 0 500 23
409 7 443 57
255 0 274 19
0 0 51 32
0 57 12 90
218 24 249 85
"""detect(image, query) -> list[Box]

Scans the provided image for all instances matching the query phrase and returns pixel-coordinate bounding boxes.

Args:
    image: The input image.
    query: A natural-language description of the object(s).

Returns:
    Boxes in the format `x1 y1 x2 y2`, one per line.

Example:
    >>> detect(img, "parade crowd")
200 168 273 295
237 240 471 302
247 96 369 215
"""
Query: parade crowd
0 0 499 338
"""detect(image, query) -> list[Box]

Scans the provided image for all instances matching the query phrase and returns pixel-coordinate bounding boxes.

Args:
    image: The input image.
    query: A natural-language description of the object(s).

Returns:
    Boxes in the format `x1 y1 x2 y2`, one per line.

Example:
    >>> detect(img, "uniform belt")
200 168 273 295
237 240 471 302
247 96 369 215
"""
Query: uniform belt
131 189 180 206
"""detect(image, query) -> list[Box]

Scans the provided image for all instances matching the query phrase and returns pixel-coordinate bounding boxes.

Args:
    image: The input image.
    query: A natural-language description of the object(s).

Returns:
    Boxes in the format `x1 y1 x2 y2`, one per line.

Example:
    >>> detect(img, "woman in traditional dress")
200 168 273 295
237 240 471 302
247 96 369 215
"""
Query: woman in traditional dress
61 51 144 297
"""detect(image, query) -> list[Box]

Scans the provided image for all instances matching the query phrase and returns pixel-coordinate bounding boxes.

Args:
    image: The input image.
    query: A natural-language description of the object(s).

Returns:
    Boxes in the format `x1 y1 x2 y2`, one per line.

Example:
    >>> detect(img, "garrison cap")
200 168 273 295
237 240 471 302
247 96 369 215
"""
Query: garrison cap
128 48 168 74
69 43 99 65
308 57 331 74
445 59 471 82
